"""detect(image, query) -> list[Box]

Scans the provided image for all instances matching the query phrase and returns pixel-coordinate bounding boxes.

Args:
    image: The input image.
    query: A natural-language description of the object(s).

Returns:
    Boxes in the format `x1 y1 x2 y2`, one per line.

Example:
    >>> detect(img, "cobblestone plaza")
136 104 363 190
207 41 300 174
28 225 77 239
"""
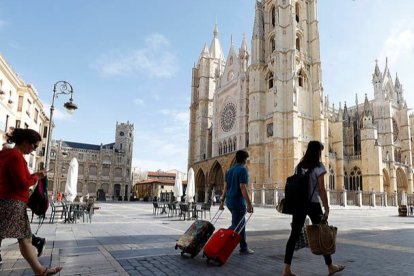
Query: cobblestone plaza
1 203 413 275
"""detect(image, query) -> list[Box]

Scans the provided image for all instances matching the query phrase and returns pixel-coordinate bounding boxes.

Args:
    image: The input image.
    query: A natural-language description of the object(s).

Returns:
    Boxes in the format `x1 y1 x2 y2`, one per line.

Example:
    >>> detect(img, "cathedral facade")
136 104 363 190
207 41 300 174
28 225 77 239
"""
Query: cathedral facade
188 0 413 205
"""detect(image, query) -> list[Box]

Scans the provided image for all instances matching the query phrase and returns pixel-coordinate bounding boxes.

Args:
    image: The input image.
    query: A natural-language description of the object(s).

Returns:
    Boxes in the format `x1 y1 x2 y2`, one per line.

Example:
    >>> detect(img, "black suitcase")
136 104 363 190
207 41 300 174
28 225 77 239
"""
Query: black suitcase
175 209 222 257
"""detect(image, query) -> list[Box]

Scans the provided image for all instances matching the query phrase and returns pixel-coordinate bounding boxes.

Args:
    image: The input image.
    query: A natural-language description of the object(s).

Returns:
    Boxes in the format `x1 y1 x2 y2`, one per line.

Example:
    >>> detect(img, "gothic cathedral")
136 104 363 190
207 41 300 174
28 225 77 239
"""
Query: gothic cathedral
188 0 413 204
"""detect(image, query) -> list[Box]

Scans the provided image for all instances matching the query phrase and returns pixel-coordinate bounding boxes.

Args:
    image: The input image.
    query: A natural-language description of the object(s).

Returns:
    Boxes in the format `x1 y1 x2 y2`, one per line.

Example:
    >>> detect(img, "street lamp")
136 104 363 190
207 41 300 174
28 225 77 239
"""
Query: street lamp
45 81 78 169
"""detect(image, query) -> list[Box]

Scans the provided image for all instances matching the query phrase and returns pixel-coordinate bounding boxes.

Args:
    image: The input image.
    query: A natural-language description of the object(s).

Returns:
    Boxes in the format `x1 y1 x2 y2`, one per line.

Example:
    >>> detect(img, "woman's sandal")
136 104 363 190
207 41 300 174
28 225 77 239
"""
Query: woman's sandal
328 264 345 275
36 266 63 276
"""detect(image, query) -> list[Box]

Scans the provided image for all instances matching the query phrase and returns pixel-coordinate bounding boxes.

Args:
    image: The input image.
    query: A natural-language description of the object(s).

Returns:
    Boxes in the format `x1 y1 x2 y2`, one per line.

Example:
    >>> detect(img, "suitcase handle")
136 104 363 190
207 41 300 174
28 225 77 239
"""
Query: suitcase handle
234 212 253 234
210 209 224 225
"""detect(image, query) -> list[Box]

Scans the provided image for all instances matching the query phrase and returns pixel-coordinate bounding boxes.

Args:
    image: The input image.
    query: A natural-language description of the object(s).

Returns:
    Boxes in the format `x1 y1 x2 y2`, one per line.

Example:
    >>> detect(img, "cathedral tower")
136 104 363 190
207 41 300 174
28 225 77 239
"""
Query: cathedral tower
248 0 325 189
189 25 226 165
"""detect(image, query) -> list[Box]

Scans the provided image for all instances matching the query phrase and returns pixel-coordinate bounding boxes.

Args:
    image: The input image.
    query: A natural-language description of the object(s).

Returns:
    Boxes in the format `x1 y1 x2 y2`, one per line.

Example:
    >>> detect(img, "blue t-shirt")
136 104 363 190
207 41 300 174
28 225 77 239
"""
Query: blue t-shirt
225 164 249 209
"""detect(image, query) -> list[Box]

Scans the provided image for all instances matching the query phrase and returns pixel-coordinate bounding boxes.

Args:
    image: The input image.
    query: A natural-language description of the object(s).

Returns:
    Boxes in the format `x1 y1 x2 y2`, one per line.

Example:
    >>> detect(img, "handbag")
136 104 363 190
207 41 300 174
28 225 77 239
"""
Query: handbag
306 220 337 255
27 177 49 216
294 218 309 251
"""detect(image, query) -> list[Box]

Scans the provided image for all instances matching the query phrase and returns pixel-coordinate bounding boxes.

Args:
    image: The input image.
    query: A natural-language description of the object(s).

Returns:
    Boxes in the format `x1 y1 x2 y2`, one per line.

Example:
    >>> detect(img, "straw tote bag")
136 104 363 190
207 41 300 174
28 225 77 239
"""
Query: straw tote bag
306 221 337 255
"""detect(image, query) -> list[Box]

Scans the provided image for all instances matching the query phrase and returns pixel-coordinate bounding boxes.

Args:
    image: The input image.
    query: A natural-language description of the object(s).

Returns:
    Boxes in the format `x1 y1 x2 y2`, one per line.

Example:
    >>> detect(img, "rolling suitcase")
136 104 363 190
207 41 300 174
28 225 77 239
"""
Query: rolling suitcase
203 213 252 265
175 209 222 258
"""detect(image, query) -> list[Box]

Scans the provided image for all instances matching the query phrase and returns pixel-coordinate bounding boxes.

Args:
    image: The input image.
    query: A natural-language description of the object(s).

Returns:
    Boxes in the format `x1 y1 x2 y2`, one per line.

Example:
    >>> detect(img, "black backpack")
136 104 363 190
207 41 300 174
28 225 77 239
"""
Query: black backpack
282 166 316 214
27 177 49 216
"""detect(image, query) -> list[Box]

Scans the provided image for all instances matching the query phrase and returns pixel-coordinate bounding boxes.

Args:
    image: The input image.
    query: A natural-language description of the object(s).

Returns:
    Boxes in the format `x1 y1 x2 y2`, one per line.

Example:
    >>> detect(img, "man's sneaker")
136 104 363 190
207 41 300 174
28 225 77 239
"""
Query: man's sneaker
35 238 46 257
240 248 254 255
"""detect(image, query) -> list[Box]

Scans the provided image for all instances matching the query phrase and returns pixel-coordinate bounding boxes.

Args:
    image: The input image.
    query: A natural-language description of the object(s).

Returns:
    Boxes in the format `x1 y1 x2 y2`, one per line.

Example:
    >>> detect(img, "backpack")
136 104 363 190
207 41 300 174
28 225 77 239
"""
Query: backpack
281 166 316 215
27 177 49 216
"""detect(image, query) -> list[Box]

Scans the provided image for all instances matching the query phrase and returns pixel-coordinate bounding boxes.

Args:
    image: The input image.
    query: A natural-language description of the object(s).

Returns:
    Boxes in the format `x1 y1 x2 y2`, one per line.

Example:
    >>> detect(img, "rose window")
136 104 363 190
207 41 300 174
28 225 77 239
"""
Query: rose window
220 103 236 132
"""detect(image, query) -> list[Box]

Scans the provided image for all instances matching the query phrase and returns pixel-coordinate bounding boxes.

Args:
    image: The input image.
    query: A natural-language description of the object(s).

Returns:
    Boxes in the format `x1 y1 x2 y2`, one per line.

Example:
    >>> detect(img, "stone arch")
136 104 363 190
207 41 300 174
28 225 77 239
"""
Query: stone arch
196 169 206 203
349 166 363 191
396 167 408 205
88 182 96 194
89 165 97 176
209 161 224 196
77 181 84 195
383 169 391 193
114 184 121 199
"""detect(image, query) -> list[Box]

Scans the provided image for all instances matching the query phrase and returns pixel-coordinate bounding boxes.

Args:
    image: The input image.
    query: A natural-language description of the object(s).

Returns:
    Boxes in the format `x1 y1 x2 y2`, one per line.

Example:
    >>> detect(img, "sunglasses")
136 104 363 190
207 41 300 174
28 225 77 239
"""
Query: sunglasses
32 143 39 150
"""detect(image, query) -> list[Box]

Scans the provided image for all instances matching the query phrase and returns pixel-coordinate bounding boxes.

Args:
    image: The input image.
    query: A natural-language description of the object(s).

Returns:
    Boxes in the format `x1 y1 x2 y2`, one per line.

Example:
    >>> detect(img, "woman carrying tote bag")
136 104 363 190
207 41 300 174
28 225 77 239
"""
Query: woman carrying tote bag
282 141 345 276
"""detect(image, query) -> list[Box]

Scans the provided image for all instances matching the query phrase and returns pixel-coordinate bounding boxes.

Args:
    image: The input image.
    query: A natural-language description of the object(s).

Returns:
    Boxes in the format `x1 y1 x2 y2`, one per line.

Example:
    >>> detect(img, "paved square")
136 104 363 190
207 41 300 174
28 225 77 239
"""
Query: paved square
1 203 413 275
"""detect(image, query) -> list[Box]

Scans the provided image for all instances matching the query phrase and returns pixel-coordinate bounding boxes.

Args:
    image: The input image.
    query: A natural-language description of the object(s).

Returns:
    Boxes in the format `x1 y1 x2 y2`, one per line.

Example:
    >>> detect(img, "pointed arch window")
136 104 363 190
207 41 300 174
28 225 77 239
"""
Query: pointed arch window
233 137 237 151
349 167 363 191
298 70 304 87
329 166 335 190
344 170 348 190
223 140 227 154
218 142 223 155
271 6 276 27
268 71 274 89
296 35 301 51
295 3 300 23
270 36 275 52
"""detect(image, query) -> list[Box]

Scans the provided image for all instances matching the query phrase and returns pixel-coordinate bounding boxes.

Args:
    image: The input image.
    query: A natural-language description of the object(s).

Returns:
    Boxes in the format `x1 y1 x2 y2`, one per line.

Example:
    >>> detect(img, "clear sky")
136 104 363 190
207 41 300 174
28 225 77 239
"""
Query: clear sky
1 1 413 173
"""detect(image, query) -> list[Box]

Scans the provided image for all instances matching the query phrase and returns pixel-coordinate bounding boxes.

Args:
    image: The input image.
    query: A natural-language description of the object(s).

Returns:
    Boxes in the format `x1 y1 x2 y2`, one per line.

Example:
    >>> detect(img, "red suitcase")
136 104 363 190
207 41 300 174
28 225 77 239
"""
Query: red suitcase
175 209 223 258
203 213 252 265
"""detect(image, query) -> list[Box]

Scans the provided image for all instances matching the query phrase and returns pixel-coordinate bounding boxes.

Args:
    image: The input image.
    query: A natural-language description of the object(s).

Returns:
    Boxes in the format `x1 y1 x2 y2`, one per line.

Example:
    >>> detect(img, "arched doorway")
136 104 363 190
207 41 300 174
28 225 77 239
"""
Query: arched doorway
383 169 391 193
114 184 121 200
209 161 224 200
196 169 206 203
396 168 408 205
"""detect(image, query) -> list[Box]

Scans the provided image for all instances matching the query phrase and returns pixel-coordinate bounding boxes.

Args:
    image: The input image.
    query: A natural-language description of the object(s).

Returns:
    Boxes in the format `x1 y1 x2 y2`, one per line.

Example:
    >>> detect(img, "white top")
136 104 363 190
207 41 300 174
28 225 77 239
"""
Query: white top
296 163 326 203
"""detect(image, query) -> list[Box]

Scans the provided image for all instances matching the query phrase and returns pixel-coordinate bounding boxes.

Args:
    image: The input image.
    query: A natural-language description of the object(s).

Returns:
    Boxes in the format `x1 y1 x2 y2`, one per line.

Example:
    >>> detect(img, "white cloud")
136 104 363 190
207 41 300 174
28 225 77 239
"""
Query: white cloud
132 158 183 172
160 109 189 127
379 21 414 65
92 33 179 78
133 128 188 172
43 103 73 121
133 98 144 106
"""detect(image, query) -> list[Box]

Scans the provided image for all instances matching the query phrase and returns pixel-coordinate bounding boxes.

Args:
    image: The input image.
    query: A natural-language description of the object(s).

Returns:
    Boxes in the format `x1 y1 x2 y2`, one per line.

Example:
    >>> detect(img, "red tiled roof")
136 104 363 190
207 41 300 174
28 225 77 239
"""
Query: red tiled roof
135 179 187 186
147 171 176 177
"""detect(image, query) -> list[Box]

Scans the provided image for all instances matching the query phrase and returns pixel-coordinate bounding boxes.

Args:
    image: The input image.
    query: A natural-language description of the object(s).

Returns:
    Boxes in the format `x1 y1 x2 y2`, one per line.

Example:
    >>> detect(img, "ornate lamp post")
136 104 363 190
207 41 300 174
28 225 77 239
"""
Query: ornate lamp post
45 81 78 169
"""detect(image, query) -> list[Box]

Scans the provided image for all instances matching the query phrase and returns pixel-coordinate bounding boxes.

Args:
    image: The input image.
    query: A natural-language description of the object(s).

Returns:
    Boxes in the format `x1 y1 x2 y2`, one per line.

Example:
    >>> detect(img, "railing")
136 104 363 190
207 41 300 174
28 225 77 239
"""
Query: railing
347 191 358 206
251 187 403 208
362 192 371 206
329 191 342 205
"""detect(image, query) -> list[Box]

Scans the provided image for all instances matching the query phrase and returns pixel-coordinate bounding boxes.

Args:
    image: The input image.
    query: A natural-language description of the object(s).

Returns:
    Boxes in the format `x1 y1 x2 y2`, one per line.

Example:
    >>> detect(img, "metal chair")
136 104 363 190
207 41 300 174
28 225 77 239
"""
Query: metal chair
49 201 67 223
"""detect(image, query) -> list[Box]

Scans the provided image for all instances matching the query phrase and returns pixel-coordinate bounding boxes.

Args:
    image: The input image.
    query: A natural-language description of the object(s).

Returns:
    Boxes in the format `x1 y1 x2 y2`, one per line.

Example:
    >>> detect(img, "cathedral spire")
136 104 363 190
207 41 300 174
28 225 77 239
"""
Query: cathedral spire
200 42 210 59
363 93 371 116
337 102 343 122
239 33 249 71
373 59 381 77
251 0 264 64
209 24 225 61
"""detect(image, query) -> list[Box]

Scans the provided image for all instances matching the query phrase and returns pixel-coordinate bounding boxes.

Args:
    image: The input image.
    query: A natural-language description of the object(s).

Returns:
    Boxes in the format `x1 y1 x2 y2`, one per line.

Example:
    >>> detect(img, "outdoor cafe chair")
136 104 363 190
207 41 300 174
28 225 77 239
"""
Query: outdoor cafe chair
49 201 67 223
179 203 190 220
82 202 94 223
153 202 162 215
201 202 212 220
167 203 175 217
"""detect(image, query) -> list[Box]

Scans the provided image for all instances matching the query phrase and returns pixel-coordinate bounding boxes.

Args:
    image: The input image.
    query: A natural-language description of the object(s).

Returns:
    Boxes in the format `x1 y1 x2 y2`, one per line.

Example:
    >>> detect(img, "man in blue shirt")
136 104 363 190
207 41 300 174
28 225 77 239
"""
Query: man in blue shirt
219 150 254 254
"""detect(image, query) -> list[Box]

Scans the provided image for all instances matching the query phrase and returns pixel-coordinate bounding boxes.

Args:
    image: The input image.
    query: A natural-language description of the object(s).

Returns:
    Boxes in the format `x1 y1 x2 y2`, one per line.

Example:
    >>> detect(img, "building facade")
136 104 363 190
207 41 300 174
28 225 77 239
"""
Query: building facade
188 0 414 206
0 54 49 173
133 171 187 202
48 121 134 201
